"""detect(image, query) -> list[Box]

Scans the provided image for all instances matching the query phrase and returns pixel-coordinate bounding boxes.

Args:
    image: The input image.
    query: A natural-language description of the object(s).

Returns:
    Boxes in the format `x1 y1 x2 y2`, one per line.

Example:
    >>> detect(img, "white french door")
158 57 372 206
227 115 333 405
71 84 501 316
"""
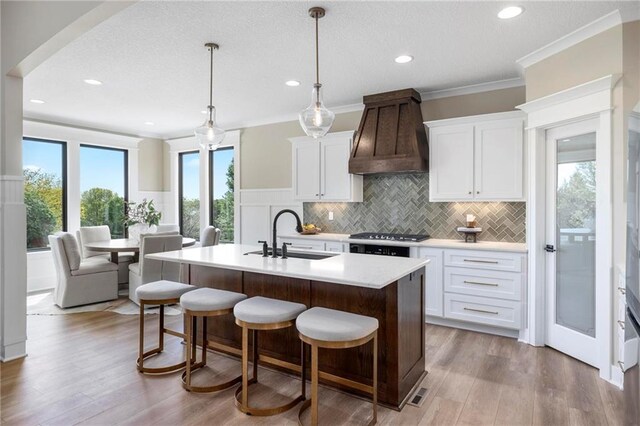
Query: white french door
545 118 601 367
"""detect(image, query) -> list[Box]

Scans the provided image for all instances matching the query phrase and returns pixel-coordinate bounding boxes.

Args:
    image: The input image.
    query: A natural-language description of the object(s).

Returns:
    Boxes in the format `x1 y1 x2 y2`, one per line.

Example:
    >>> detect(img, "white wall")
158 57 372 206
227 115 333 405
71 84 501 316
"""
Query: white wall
238 188 302 245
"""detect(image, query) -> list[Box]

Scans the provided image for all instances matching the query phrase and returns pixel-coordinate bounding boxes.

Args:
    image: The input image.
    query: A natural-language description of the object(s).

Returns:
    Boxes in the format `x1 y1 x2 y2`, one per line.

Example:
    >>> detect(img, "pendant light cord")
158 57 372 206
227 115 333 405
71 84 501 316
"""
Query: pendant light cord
315 14 319 86
209 45 214 122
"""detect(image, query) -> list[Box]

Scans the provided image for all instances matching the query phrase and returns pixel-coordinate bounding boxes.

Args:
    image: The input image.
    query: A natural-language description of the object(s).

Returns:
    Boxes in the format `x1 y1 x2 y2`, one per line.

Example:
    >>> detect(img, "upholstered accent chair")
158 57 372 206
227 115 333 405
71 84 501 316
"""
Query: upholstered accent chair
201 226 222 247
49 232 119 308
77 225 133 284
128 234 183 305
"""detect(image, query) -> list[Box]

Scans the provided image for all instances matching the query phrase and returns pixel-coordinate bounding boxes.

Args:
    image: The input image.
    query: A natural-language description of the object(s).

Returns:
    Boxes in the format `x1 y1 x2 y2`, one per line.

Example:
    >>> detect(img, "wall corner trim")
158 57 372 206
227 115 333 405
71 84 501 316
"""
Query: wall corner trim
516 10 623 69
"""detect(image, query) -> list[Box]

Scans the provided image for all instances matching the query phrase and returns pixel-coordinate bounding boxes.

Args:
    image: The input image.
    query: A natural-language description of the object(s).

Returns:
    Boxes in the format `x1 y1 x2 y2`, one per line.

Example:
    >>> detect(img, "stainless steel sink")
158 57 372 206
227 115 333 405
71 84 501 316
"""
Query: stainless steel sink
244 250 338 260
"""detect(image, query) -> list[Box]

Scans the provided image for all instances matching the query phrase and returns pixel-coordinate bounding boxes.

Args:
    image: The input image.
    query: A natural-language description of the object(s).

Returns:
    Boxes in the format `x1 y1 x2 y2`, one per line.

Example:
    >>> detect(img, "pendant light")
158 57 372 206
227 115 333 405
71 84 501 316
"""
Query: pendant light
195 42 225 150
299 7 335 139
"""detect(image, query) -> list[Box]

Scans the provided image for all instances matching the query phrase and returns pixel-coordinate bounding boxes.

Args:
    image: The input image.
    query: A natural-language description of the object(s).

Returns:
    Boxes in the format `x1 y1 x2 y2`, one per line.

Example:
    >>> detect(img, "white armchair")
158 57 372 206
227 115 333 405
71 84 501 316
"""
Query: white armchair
77 225 133 284
49 232 119 308
128 234 183 305
201 226 222 247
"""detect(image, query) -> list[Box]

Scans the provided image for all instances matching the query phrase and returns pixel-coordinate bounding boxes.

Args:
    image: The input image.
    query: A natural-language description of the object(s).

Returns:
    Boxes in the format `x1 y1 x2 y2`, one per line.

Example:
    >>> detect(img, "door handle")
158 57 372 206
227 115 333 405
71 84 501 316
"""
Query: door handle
544 245 556 253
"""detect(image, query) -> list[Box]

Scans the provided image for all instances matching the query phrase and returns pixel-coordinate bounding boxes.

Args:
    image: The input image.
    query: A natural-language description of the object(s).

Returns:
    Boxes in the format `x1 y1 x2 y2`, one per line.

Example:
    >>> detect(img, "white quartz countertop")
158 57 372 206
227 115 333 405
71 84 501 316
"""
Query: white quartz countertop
279 233 527 253
146 244 429 289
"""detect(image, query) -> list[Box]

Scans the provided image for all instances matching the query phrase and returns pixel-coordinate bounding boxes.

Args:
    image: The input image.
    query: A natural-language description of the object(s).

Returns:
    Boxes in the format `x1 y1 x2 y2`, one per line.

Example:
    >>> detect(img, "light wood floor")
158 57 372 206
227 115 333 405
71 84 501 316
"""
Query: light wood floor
0 312 623 425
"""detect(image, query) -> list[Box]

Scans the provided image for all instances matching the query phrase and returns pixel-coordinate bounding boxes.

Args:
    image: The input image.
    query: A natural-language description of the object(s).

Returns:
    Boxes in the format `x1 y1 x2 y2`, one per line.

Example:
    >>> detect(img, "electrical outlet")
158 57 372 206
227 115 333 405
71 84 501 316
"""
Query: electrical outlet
328 211 334 221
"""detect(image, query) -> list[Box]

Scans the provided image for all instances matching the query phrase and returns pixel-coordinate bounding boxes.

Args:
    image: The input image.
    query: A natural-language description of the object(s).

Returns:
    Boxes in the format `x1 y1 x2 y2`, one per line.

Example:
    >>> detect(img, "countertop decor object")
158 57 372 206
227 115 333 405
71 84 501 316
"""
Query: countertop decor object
456 226 482 243
194 42 225 150
298 7 335 138
147 244 429 409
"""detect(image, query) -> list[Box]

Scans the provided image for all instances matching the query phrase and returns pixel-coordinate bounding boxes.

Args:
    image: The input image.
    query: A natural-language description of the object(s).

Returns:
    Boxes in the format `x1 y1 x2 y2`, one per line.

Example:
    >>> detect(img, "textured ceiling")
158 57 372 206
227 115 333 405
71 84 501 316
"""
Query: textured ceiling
23 1 634 139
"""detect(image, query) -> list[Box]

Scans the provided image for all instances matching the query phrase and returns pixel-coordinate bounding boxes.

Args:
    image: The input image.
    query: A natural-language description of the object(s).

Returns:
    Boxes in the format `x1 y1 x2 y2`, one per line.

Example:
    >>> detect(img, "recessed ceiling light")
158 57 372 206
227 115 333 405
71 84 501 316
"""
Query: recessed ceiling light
394 55 413 64
30 99 45 104
498 6 523 19
285 80 301 87
83 79 103 86
144 121 154 126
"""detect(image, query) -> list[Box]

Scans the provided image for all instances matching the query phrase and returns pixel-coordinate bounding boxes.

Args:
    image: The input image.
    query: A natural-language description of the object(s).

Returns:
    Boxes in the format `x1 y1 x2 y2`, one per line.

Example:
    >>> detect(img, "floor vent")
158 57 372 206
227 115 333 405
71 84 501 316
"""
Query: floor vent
407 386 428 407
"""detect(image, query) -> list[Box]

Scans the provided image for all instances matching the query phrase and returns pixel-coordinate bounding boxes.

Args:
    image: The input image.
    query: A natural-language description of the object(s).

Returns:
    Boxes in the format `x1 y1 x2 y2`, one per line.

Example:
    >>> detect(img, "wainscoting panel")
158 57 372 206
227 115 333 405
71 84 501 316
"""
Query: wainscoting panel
239 189 302 245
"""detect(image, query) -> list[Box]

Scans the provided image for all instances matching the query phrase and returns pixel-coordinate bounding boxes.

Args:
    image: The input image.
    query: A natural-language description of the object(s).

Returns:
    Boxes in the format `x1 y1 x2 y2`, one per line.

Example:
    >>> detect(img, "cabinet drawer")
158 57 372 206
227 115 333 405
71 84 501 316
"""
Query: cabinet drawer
280 240 325 251
444 267 522 301
444 250 523 272
324 242 344 253
444 293 522 330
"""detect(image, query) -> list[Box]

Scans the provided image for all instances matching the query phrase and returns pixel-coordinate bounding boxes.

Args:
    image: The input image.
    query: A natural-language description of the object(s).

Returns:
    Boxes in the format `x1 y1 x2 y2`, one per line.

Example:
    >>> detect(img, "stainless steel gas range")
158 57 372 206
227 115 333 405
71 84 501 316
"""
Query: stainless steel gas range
348 232 430 257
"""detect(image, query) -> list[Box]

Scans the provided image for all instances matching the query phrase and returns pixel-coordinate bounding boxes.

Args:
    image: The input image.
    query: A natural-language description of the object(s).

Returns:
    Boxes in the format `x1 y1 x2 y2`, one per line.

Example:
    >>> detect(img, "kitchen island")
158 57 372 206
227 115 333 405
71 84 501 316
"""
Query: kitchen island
147 244 429 409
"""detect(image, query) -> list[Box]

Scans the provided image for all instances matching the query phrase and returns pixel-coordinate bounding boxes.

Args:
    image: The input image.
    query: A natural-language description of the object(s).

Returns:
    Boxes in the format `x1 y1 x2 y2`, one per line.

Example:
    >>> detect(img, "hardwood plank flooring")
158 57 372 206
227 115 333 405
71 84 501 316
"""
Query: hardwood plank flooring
0 313 623 425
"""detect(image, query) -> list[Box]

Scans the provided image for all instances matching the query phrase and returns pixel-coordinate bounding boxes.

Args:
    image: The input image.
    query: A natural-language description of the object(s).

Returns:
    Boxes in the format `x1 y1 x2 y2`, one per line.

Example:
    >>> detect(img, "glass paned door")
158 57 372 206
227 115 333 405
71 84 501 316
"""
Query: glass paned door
546 120 599 368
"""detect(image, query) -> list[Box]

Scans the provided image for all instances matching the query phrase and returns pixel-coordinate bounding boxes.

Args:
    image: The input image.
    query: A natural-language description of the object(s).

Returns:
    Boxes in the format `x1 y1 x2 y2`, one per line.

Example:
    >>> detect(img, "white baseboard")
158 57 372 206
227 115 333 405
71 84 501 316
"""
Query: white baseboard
1 341 27 362
426 315 520 339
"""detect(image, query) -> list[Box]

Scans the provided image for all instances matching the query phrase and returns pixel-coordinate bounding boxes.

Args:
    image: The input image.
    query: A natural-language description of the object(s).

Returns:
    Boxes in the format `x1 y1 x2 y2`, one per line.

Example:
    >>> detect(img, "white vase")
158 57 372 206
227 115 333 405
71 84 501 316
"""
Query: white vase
129 223 149 243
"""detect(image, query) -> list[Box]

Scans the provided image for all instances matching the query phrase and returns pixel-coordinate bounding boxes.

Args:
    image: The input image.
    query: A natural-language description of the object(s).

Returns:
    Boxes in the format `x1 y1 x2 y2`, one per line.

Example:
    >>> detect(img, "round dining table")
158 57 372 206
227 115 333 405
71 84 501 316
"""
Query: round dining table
84 237 196 264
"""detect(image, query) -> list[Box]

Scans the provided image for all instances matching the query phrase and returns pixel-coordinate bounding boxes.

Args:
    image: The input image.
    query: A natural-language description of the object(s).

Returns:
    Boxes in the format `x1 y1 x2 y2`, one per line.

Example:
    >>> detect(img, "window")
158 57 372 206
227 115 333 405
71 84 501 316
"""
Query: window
22 138 67 250
209 147 235 243
179 151 200 240
79 145 128 238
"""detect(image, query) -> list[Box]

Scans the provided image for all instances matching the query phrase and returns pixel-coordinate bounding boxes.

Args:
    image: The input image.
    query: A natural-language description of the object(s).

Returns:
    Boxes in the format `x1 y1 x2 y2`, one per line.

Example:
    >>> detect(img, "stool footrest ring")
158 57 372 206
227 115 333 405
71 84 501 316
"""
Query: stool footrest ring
234 378 305 416
136 346 187 374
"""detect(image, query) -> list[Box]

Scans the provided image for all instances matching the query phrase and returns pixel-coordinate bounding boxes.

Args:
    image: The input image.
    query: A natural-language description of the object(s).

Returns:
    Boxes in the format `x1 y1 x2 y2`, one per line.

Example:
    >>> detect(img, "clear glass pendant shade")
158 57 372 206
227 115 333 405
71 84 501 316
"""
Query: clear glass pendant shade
299 84 334 138
195 107 225 150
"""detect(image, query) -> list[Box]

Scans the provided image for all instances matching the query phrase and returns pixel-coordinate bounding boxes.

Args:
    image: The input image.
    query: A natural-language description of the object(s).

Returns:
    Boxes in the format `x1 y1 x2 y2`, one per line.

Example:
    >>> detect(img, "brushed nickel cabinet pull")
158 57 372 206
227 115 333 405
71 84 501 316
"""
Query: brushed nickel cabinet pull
618 320 625 330
619 360 625 372
619 287 626 295
463 307 499 315
464 280 499 287
463 259 499 264
292 245 313 250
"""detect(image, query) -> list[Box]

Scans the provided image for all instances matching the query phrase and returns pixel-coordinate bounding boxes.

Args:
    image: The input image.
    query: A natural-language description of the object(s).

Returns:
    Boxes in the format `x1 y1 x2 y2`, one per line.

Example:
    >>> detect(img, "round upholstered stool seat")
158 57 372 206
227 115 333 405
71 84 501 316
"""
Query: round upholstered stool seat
136 280 195 302
180 288 247 393
181 287 247 312
296 307 379 343
233 296 307 416
296 307 379 426
135 280 196 375
233 296 306 325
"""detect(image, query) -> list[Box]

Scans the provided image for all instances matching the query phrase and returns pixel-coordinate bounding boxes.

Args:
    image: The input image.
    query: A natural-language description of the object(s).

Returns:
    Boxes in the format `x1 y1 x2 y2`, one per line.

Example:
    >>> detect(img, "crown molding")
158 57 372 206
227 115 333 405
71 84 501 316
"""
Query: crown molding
517 10 623 69
420 78 524 101
23 118 143 148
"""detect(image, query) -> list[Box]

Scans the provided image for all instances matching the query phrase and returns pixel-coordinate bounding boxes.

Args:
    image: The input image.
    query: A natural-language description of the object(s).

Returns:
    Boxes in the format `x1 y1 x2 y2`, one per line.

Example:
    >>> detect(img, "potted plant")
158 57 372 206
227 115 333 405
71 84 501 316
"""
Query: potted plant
125 199 162 242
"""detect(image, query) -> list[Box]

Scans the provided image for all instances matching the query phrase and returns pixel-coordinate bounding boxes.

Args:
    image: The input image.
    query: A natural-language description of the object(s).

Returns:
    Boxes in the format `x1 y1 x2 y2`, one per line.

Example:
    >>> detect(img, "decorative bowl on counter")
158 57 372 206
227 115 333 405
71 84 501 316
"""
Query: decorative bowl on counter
299 225 321 235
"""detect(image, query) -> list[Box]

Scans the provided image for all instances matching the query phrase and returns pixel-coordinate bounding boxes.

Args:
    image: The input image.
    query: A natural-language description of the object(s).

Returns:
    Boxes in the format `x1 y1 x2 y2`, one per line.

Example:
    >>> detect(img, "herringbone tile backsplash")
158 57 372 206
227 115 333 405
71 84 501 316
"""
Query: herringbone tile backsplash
303 173 526 243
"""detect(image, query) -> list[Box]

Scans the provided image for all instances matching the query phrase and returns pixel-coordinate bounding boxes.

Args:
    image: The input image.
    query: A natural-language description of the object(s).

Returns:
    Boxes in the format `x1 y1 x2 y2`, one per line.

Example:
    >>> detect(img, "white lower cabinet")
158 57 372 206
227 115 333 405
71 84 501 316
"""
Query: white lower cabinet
277 238 346 253
419 247 526 333
419 248 444 318
325 242 346 253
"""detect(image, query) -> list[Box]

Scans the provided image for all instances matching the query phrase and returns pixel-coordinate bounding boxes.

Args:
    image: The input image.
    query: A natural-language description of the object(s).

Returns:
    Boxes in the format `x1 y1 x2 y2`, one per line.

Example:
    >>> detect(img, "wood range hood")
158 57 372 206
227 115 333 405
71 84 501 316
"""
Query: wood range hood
349 88 429 174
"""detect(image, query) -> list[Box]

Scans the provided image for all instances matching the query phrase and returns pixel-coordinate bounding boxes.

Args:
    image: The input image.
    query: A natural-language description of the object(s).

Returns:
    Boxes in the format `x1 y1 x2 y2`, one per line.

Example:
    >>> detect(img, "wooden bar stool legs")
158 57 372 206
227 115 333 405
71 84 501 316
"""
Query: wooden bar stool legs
234 319 306 416
137 297 188 374
182 308 242 393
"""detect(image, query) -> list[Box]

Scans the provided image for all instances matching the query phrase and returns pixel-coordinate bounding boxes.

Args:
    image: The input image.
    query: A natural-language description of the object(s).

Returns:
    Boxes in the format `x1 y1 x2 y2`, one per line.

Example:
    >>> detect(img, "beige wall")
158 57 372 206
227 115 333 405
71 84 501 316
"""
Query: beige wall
137 138 168 192
525 26 623 101
239 87 525 189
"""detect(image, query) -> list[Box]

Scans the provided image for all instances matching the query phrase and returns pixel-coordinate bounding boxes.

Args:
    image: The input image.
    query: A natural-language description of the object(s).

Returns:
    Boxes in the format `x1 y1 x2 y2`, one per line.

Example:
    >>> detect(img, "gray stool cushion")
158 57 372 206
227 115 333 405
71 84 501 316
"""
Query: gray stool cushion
135 280 196 302
234 296 306 324
180 287 247 312
296 307 379 342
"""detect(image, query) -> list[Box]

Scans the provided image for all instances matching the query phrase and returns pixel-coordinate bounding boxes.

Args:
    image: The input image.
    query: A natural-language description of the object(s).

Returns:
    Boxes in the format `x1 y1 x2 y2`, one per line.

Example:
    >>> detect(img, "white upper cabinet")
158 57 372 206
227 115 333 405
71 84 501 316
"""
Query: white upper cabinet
426 111 525 202
291 131 363 202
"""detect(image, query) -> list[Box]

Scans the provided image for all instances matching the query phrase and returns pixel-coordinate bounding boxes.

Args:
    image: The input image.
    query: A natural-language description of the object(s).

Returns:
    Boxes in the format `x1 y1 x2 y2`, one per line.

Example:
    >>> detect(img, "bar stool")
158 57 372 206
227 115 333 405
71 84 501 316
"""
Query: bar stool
296 307 379 426
135 280 196 374
233 296 307 416
180 287 247 392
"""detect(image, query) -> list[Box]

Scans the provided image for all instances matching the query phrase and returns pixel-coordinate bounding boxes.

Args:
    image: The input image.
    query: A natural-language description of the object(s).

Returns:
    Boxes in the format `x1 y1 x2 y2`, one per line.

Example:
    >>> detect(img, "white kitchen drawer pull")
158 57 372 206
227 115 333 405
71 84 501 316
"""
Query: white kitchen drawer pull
618 320 625 330
463 280 499 287
463 307 499 315
463 259 499 264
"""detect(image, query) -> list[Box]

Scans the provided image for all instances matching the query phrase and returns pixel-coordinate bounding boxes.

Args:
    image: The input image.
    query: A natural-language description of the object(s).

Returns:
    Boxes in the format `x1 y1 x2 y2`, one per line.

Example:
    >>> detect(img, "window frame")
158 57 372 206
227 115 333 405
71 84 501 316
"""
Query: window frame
178 150 200 238
23 137 68 252
79 144 129 237
208 146 235 231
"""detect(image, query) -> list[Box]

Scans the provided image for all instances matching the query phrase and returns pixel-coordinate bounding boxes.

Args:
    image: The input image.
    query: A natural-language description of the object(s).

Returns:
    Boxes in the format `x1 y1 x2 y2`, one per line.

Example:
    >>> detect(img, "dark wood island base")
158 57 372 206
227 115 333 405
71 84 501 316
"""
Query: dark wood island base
187 264 426 410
